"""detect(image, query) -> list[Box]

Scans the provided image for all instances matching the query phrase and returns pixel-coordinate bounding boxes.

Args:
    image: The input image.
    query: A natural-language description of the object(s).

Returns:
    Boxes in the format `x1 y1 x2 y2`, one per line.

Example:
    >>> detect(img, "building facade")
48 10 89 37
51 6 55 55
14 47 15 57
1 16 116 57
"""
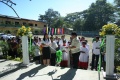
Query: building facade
0 14 47 28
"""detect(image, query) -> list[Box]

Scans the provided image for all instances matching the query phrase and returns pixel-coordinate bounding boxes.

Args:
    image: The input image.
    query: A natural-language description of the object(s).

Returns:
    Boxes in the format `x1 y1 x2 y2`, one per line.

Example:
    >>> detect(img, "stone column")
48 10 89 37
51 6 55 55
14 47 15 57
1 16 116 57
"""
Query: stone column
22 36 29 65
106 35 117 80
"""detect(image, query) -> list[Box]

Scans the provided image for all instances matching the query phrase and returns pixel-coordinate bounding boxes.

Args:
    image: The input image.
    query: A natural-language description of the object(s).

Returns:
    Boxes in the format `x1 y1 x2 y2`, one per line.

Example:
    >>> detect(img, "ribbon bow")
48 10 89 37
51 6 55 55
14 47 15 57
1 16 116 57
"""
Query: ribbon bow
56 50 62 64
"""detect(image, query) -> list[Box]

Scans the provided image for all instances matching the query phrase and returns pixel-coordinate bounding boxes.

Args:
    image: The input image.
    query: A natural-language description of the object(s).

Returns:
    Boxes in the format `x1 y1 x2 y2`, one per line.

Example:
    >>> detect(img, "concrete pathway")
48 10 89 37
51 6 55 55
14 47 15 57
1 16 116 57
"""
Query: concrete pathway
0 60 106 80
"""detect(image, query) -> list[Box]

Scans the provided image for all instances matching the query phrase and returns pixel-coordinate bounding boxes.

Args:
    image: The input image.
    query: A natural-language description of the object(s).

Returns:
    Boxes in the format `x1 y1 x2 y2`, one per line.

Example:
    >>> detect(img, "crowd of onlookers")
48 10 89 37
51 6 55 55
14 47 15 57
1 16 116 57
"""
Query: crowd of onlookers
0 33 106 71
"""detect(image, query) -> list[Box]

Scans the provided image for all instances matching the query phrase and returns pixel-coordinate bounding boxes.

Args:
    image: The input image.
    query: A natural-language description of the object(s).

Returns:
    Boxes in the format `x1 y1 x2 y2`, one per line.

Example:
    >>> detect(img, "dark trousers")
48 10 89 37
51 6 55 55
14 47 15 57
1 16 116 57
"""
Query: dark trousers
101 54 104 62
72 52 80 69
34 56 40 64
14 49 18 57
50 53 56 66
101 54 105 67
91 54 99 70
40 55 43 64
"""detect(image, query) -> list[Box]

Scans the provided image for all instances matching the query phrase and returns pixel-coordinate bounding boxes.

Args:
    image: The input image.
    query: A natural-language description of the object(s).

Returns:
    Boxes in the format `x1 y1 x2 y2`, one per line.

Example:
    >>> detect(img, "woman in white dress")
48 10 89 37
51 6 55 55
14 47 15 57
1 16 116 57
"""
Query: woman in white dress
78 41 89 70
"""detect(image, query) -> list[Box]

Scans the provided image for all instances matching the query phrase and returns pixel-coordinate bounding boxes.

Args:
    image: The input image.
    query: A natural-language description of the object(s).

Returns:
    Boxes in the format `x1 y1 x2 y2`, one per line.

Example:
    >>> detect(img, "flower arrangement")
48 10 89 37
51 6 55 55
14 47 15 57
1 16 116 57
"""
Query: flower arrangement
99 23 118 36
116 28 120 37
17 26 31 36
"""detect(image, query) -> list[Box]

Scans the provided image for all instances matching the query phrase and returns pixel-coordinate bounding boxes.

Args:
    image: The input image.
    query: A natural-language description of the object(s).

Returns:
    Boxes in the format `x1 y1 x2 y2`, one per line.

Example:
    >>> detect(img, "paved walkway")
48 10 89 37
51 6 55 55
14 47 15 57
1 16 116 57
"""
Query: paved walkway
0 60 106 80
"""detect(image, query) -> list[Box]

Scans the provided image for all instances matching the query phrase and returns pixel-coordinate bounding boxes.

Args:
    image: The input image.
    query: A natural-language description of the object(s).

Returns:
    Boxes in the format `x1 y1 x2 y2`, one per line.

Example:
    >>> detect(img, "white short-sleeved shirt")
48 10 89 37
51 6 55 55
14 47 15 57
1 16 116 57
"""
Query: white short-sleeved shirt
41 39 51 47
86 44 90 52
50 41 58 53
59 40 63 46
32 42 41 56
92 41 101 55
59 39 68 46
55 40 59 44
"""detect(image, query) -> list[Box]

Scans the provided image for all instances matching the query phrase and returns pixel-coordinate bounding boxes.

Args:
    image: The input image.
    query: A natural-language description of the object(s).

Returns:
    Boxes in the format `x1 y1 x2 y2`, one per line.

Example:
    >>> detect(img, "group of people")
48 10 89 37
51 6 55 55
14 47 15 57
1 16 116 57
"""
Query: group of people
0 37 21 59
0 32 105 71
33 32 92 70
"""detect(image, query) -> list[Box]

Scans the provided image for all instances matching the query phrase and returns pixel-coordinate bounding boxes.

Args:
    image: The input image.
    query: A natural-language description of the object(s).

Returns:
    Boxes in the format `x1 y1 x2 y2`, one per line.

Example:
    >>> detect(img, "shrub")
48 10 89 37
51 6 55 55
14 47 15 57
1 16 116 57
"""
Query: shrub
7 56 12 60
14 57 22 62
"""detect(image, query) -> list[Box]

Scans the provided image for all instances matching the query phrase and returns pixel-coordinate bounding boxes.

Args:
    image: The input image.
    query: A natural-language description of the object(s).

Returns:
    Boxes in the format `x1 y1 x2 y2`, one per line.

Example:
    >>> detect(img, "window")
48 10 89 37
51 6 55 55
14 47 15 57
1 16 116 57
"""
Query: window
5 21 11 24
35 24 37 26
29 23 33 26
15 22 19 25
23 22 26 25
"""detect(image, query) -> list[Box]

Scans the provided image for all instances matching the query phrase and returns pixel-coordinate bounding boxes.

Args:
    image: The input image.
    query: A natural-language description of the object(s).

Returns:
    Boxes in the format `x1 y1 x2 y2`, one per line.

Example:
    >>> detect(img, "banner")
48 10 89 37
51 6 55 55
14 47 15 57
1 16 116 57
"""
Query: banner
43 27 64 35
43 27 46 34
49 27 51 35
46 27 48 34
55 28 56 35
62 28 64 34
57 28 60 35
59 28 62 34
52 28 54 35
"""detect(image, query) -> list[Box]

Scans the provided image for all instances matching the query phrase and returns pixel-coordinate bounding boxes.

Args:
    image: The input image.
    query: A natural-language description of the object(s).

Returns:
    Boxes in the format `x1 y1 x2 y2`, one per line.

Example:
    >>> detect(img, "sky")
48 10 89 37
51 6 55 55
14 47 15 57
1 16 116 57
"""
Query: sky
0 0 114 20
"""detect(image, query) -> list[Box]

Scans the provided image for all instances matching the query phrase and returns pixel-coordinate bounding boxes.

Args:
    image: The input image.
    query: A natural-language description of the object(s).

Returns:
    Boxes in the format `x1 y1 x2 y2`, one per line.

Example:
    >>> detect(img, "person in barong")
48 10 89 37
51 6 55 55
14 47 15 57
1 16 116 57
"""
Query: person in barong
68 32 80 69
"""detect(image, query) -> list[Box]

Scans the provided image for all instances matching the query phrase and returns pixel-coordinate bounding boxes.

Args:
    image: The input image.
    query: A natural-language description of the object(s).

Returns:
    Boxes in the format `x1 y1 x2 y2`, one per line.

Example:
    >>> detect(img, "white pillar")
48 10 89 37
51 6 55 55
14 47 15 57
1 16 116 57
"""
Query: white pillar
22 36 29 65
106 35 115 75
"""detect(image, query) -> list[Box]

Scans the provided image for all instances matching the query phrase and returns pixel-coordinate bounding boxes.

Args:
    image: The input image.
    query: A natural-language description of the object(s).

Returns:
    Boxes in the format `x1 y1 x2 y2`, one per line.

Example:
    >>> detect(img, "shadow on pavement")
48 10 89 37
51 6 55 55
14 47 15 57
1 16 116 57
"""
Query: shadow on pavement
54 68 77 80
0 63 22 78
34 69 57 80
0 59 7 63
33 67 77 80
16 65 46 80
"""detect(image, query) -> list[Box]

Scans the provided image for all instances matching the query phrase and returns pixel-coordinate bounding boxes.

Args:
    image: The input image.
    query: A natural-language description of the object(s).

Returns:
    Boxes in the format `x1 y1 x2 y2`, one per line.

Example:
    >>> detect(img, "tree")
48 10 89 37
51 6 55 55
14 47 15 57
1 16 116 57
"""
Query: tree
38 9 60 27
38 0 115 31
73 19 84 32
114 0 120 26
114 0 120 7
64 11 85 30
51 17 64 28
83 0 115 31
64 12 83 25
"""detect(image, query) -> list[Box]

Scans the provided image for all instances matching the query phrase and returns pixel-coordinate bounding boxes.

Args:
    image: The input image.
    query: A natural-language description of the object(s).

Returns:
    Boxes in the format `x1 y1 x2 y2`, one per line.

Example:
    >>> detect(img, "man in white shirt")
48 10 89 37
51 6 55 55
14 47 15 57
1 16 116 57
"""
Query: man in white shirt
69 32 80 69
91 36 101 70
50 36 58 66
